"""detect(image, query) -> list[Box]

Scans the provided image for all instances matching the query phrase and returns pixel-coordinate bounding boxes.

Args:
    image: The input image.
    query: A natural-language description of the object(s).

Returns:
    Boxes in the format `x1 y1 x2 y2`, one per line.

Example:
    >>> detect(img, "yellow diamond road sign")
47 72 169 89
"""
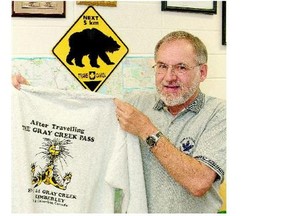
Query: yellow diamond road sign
52 6 129 92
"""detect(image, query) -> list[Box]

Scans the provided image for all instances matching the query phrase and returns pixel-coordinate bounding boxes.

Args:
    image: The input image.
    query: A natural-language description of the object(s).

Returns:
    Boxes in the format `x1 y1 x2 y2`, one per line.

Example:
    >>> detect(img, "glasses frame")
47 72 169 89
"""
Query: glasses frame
152 62 202 76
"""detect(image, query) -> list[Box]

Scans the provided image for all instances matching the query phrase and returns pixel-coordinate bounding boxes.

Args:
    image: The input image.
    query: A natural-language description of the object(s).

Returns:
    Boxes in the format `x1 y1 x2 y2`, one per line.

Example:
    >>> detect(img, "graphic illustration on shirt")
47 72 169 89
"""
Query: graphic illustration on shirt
31 137 73 190
180 137 195 155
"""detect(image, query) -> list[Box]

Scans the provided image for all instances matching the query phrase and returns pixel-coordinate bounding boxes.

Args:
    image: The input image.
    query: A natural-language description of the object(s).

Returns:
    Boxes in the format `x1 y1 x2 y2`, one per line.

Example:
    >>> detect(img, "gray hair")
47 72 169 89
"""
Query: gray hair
154 31 208 65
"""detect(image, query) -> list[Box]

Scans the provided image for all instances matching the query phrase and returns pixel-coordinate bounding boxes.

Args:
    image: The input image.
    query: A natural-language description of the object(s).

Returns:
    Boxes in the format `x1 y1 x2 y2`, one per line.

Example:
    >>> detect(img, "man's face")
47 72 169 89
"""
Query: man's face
155 39 206 107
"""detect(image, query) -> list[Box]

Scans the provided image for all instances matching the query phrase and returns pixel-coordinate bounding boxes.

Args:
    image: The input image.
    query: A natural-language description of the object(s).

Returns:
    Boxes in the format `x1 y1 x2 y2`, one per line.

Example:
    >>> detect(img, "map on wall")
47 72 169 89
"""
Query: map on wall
12 56 156 98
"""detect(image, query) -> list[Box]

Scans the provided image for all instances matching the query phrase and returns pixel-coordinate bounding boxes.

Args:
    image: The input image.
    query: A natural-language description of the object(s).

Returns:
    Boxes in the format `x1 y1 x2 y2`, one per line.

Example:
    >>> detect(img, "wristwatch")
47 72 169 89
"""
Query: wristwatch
146 131 163 149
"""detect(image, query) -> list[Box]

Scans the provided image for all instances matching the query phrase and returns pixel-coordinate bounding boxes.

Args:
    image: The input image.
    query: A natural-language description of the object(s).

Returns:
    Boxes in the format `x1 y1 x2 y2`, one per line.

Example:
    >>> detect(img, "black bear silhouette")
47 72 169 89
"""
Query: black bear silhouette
66 28 120 68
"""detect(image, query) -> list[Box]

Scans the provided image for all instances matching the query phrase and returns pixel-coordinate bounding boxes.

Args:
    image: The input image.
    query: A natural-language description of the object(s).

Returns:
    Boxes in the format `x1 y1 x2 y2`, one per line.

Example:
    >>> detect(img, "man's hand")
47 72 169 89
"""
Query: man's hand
11 73 29 90
114 98 158 140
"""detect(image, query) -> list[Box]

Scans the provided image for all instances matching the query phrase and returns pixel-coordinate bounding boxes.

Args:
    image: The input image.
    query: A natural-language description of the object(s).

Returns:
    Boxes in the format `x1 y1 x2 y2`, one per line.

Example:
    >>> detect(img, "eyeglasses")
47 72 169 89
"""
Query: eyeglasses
152 62 201 75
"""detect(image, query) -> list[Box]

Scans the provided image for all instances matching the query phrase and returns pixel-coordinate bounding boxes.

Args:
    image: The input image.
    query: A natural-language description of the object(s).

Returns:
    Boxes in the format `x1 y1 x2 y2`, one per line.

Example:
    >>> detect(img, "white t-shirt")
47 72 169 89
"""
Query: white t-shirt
12 85 147 213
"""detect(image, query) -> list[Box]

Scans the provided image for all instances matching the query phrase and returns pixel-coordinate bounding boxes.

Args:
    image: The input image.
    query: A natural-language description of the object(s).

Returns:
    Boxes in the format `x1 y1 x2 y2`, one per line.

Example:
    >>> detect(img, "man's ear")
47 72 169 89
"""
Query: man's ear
199 64 208 82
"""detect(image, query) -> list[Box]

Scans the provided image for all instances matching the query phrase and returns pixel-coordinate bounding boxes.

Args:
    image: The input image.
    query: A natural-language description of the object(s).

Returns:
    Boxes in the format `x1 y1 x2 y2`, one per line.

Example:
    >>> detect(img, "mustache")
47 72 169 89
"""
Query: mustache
161 81 182 87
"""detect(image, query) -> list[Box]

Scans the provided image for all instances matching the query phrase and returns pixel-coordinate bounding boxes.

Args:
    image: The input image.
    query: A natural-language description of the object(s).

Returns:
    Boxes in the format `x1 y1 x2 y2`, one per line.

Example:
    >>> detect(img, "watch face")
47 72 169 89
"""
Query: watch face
146 136 155 146
146 131 162 148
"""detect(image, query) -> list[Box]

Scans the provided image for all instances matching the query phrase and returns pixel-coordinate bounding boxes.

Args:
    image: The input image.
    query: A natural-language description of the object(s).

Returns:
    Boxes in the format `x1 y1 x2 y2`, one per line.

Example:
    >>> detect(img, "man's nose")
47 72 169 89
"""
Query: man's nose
164 66 177 80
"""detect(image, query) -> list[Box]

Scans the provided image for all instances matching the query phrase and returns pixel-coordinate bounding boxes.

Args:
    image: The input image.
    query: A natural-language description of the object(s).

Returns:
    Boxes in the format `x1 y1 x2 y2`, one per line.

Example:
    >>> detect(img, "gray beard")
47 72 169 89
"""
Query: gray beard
159 91 192 106
157 80 200 107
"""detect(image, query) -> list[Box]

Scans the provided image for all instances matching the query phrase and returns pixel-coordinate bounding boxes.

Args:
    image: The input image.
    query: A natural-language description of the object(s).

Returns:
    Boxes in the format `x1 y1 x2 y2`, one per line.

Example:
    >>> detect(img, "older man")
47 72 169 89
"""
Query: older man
12 31 226 213
114 31 226 213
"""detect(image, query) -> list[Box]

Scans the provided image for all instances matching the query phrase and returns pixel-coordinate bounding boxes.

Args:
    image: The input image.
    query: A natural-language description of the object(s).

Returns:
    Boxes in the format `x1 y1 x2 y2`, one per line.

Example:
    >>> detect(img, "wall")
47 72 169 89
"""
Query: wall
12 0 226 99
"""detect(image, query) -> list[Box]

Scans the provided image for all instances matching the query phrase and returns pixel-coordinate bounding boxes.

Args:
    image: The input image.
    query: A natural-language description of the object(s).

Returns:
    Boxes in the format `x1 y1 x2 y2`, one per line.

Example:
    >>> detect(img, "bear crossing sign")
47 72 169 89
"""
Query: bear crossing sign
53 6 129 92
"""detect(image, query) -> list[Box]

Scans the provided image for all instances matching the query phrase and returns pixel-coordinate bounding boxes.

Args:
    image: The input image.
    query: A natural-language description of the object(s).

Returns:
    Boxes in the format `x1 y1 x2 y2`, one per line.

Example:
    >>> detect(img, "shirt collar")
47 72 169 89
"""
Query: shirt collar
153 91 205 115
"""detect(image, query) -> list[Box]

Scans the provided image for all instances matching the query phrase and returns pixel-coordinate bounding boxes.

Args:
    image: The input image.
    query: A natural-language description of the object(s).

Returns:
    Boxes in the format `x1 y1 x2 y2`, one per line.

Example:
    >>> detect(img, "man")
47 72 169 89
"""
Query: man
12 31 226 213
114 31 226 213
